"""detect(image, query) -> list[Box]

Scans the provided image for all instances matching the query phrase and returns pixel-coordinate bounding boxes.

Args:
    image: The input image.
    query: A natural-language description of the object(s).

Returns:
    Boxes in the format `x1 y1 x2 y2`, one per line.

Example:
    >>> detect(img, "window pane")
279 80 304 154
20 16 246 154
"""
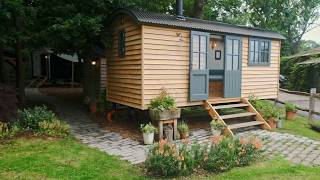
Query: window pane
200 53 206 70
226 39 233 54
233 40 239 55
265 42 270 52
250 51 255 62
192 53 199 69
200 36 207 53
250 40 255 51
264 52 269 62
255 41 259 52
226 55 232 70
260 41 265 51
233 55 239 70
254 52 259 62
260 52 265 62
193 35 199 52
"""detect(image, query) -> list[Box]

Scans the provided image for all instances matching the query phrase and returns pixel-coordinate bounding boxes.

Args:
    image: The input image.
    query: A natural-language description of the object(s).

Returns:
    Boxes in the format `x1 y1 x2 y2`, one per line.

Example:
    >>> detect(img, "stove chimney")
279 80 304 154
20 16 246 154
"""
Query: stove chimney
176 0 185 20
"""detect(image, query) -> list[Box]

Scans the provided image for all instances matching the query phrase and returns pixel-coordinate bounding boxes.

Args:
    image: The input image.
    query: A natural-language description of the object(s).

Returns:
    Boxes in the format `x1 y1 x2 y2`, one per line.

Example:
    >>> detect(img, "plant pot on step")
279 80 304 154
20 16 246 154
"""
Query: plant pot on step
143 132 154 145
211 129 222 136
276 119 283 128
149 108 181 121
179 131 189 139
286 111 296 120
267 118 277 129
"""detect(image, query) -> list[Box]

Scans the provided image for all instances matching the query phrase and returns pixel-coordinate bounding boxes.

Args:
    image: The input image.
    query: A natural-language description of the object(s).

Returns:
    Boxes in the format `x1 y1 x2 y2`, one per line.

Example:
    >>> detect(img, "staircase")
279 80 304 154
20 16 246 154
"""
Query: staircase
27 76 48 88
203 98 271 136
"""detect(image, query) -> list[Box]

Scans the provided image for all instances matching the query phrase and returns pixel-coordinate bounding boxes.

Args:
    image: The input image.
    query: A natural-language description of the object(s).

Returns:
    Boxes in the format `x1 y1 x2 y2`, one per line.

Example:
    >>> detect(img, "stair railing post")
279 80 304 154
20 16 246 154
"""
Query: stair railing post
309 88 316 121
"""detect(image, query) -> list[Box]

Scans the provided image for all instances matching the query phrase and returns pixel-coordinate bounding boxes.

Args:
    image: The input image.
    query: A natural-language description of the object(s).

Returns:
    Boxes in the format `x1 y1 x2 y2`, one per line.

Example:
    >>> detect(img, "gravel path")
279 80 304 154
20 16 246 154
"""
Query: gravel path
26 88 320 166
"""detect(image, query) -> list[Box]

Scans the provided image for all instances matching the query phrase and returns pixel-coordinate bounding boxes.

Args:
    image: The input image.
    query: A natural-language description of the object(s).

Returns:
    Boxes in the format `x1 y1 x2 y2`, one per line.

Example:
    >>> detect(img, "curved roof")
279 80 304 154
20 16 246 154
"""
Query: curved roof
109 8 286 40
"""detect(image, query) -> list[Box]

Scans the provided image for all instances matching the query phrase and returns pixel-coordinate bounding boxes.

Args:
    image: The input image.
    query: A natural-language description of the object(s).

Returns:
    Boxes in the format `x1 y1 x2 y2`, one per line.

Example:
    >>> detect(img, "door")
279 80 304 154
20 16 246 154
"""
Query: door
224 36 242 98
190 31 210 101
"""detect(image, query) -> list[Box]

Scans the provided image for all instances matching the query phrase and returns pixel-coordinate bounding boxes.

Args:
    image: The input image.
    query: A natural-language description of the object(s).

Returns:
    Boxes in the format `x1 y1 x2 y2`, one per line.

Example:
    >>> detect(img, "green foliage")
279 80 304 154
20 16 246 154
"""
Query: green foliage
149 90 177 111
0 122 20 138
203 136 262 172
285 102 297 112
177 121 189 133
249 97 282 120
38 119 70 137
309 120 320 132
140 123 157 133
210 120 225 130
145 140 204 177
145 136 262 177
16 106 57 131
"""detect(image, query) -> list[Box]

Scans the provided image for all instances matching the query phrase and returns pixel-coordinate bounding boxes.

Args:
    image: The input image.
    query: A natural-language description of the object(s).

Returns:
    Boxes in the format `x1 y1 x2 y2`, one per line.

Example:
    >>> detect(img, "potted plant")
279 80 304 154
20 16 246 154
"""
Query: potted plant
177 121 189 139
140 123 157 145
262 104 280 129
210 119 225 135
276 118 284 128
149 90 181 121
285 103 297 120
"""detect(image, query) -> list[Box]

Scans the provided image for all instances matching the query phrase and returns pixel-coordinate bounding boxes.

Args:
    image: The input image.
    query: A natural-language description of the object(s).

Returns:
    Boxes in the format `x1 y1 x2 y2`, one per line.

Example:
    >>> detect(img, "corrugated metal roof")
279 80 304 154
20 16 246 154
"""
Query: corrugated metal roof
111 8 286 40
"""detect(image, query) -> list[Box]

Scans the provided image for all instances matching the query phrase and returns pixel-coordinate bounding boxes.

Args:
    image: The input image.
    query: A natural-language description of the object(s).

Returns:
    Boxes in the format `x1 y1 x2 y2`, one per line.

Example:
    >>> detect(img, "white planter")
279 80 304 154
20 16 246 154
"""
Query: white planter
143 132 154 145
211 129 221 136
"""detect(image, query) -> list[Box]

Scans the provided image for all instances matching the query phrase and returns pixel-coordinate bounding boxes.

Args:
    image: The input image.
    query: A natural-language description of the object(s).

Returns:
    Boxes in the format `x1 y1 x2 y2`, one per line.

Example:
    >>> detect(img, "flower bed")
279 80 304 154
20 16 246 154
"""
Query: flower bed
145 136 262 177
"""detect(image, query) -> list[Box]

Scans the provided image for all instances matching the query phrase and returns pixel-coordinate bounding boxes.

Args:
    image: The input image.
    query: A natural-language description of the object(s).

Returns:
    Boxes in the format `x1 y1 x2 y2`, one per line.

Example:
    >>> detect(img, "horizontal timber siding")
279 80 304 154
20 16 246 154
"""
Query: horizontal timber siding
241 38 280 99
106 15 142 109
142 25 196 109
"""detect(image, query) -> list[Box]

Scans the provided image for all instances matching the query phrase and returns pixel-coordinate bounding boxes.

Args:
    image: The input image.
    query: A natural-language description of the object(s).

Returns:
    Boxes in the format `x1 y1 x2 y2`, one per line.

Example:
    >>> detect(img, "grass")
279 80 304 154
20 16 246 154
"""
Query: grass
276 116 320 140
189 158 320 180
1 137 320 179
0 137 145 180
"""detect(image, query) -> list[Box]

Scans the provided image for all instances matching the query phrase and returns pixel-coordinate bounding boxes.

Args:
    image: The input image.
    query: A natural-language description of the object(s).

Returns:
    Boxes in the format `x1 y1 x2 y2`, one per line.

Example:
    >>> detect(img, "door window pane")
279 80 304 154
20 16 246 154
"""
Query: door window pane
233 55 239 70
226 55 232 70
200 53 206 70
226 39 233 54
200 36 206 53
193 35 199 52
233 40 239 55
192 52 199 69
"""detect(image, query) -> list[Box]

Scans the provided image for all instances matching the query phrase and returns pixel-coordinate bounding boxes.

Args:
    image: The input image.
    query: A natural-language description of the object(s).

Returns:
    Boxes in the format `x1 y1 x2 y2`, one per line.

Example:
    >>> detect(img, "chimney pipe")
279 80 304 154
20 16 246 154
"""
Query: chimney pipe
176 0 185 20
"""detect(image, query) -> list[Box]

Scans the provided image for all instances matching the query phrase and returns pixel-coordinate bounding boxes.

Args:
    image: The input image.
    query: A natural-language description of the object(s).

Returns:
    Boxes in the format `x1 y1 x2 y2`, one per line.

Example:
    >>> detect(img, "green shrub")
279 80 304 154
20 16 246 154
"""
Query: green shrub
285 102 297 112
140 123 157 133
16 106 57 131
149 90 177 111
0 122 20 138
249 98 282 120
145 136 262 177
177 121 189 133
38 119 70 137
309 120 320 132
145 140 204 177
202 136 262 172
210 120 225 130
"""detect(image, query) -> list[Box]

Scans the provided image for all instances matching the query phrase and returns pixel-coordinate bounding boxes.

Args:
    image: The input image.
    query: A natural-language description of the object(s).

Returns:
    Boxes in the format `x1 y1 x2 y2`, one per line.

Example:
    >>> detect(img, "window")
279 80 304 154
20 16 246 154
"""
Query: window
226 38 240 70
192 34 208 70
118 30 125 57
249 39 271 65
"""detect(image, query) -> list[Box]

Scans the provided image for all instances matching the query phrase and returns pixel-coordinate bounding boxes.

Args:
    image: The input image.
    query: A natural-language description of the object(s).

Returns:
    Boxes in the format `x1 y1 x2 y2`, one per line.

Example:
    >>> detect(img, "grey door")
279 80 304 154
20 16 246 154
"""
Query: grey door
224 36 242 98
190 31 210 101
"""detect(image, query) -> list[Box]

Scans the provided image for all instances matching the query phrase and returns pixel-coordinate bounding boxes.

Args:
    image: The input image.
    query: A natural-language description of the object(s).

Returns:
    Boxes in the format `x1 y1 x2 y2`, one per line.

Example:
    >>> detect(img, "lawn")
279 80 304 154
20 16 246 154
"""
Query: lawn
276 116 320 140
0 137 145 180
1 137 320 180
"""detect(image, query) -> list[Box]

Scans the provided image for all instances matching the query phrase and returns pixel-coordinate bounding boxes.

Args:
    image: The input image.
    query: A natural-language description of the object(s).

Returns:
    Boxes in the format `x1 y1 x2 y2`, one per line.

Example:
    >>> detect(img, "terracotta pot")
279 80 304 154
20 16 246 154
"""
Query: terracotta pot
267 119 277 129
286 111 296 120
89 102 97 113
179 132 189 139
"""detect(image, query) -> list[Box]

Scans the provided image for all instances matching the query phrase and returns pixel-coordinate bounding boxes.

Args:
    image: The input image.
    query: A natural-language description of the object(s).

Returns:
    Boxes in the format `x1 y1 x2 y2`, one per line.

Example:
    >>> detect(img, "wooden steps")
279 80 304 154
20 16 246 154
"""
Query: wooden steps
213 103 249 109
203 98 271 137
219 112 255 120
229 121 264 130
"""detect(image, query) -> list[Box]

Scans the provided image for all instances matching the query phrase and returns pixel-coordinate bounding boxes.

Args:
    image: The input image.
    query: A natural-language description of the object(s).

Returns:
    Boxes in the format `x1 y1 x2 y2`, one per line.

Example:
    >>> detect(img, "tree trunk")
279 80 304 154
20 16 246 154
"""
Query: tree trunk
0 47 4 83
193 0 206 19
15 15 25 104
